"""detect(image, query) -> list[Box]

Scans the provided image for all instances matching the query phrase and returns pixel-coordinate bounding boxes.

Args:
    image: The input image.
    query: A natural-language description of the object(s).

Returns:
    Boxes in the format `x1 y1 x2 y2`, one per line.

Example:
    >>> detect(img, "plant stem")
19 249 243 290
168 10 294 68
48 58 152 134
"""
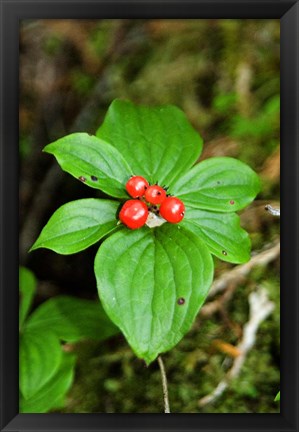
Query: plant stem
157 355 170 413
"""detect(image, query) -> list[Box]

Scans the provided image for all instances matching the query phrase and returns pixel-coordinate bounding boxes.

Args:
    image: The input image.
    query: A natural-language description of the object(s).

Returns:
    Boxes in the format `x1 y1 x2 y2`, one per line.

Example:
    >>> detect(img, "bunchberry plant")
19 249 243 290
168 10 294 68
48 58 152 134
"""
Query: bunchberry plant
30 99 260 365
126 175 149 198
19 267 117 413
159 196 185 223
144 184 167 205
119 199 149 229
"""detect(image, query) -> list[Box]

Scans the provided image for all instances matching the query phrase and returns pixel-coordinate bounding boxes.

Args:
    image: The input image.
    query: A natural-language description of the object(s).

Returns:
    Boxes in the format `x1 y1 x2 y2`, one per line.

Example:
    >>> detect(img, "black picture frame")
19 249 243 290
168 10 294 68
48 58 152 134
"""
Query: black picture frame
1 1 298 431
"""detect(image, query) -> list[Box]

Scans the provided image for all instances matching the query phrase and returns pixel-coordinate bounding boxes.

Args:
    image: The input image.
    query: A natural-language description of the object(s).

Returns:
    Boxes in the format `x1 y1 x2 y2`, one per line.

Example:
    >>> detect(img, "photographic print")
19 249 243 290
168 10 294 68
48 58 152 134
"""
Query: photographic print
1 1 299 431
19 18 280 414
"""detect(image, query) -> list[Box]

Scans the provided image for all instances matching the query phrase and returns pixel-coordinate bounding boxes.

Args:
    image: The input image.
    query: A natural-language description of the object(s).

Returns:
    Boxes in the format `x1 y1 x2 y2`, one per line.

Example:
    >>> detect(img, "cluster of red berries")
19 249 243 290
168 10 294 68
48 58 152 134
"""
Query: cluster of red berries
119 176 185 230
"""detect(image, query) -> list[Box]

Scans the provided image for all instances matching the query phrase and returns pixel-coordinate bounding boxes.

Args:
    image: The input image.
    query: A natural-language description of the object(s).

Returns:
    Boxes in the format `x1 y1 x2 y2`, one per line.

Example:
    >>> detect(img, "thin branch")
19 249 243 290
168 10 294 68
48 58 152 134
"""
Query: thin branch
19 164 64 263
201 241 280 318
265 204 280 217
207 241 280 299
157 356 170 413
198 287 275 407
201 283 238 318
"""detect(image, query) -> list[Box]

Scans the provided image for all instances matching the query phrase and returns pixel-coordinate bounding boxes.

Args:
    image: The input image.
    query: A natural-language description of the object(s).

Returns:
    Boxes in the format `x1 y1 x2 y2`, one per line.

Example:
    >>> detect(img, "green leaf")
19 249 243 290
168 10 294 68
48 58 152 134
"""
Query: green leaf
181 208 251 263
44 133 132 199
19 267 37 329
20 352 75 413
19 330 63 399
30 199 120 254
25 295 119 343
96 99 203 186
94 224 214 364
171 157 261 212
274 391 280 402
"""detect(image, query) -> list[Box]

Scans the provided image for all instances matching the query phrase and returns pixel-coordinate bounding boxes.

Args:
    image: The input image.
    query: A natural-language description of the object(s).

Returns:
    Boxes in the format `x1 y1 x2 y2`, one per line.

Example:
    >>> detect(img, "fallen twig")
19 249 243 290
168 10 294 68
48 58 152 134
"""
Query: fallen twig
265 205 280 217
207 241 280 299
19 164 64 263
198 287 275 407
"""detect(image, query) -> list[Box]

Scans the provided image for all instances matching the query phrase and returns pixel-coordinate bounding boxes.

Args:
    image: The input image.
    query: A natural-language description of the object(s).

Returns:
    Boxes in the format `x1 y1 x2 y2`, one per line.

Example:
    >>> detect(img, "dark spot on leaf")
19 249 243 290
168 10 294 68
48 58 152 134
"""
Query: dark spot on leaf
177 297 185 305
78 176 86 182
91 175 98 181
222 250 227 256
217 181 221 185
229 200 235 205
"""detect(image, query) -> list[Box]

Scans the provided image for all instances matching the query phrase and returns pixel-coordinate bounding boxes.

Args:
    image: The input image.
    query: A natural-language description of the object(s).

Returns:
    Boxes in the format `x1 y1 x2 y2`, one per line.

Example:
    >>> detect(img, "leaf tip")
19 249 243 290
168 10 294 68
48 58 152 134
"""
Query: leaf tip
137 349 160 366
42 144 52 154
29 239 44 253
274 391 280 401
28 243 38 253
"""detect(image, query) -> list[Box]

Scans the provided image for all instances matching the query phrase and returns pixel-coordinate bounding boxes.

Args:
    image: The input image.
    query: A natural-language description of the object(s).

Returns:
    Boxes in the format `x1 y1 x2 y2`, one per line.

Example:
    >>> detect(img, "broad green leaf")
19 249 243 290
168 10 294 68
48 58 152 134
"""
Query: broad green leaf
96 99 203 187
171 157 261 212
30 199 120 254
26 295 119 343
20 352 75 413
44 133 132 199
181 208 251 263
19 267 36 329
19 330 63 399
274 391 280 402
94 224 214 364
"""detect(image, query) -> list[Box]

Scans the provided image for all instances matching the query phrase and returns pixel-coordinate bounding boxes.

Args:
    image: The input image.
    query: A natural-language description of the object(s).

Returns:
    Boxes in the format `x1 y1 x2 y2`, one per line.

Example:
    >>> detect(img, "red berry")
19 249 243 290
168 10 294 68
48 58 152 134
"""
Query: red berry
144 185 167 205
119 200 148 229
159 197 185 223
126 176 149 198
